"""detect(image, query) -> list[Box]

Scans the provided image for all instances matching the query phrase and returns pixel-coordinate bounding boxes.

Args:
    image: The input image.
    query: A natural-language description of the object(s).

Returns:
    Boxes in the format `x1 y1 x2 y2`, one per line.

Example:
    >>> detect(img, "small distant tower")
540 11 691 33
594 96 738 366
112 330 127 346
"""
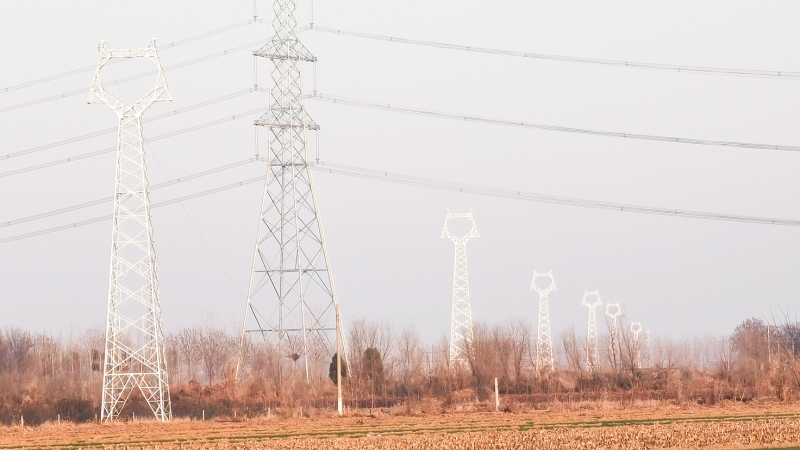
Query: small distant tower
442 210 479 366
645 330 653 368
630 322 643 368
582 291 602 372
605 302 623 371
531 271 557 372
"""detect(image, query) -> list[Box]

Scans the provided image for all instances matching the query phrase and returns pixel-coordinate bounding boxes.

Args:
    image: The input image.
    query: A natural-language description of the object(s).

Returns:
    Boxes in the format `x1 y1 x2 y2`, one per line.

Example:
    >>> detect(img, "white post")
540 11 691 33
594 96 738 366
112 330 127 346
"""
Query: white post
336 303 343 416
494 377 499 411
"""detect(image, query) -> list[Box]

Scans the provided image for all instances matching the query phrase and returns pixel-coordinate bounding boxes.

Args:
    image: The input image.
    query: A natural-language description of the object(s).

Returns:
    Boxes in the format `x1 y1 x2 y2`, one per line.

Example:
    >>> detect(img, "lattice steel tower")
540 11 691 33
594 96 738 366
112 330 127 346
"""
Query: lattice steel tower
582 291 602 372
630 321 643 368
442 210 479 366
531 271 557 372
89 40 172 421
605 302 623 370
240 0 343 383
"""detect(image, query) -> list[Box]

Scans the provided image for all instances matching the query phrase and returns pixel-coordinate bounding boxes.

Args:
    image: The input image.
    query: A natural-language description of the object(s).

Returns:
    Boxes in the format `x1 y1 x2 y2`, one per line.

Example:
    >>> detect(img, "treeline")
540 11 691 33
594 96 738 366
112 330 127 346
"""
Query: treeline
1 317 799 425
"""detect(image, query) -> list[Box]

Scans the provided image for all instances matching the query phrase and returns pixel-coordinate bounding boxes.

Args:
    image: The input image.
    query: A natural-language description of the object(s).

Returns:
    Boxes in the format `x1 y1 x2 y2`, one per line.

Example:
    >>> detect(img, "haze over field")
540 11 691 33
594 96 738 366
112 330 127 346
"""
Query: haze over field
1 1 800 344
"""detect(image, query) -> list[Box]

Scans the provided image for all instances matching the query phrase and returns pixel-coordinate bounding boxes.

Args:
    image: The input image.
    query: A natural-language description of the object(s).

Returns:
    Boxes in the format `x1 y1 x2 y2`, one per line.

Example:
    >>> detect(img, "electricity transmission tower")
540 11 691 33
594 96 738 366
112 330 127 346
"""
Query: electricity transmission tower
582 291 602 372
605 302 623 371
240 0 344 402
645 330 653 368
89 40 172 421
630 321 643 369
442 210 479 366
531 271 557 372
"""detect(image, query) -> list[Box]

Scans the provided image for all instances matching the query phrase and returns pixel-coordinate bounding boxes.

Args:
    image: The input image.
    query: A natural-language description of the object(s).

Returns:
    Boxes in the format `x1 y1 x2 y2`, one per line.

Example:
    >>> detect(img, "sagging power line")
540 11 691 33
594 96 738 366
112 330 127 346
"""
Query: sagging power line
0 107 267 178
4 158 800 246
0 19 258 94
311 25 800 79
309 93 800 153
0 39 268 115
0 157 260 228
1 88 257 160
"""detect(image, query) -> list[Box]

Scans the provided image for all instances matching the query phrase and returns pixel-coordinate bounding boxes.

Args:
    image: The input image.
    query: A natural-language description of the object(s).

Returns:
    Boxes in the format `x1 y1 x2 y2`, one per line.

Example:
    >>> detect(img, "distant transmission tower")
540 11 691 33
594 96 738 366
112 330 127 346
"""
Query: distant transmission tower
88 40 172 421
630 321 642 368
605 302 622 371
531 271 557 372
645 330 653 368
582 291 602 372
442 210 479 366
240 0 344 403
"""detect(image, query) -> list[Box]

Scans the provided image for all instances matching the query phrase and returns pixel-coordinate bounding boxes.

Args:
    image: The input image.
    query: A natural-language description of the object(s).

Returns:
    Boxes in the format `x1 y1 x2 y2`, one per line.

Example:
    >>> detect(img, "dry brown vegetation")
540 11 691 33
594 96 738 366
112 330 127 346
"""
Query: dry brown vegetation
1 315 799 427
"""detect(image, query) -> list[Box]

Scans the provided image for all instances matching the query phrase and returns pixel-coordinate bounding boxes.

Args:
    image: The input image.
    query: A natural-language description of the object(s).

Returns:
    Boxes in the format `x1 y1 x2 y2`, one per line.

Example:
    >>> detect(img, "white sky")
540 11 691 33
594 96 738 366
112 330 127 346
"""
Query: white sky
1 1 799 343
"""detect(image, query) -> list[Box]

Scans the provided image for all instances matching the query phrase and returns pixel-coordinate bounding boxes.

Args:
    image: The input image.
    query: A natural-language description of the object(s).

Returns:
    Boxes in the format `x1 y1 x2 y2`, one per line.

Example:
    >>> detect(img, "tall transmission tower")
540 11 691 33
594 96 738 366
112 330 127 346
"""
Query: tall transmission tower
645 330 653 368
442 210 479 366
531 271 557 372
88 40 172 421
630 321 643 369
582 291 602 372
605 302 623 371
240 0 343 396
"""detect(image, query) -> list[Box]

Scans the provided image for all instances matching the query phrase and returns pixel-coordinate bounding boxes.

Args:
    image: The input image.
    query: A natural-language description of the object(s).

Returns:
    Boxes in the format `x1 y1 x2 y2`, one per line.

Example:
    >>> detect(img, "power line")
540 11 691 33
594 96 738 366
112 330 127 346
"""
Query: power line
4 157 799 245
310 25 800 79
1 88 256 160
0 19 257 94
0 107 267 178
0 39 268 115
0 157 259 228
309 93 800 153
0 175 265 244
312 161 800 227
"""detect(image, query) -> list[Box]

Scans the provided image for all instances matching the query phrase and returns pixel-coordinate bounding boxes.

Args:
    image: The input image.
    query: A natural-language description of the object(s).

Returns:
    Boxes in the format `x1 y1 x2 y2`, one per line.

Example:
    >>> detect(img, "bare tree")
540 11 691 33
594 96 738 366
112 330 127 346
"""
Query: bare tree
197 327 234 386
176 327 200 383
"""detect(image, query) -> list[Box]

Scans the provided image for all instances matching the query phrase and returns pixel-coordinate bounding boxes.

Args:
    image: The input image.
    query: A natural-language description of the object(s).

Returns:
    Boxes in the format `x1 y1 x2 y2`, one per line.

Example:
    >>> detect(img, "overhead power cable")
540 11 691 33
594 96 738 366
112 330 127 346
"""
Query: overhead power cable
0 19 257 94
0 157 260 228
1 88 257 160
310 25 800 79
0 175 266 244
0 107 267 179
4 158 798 245
0 39 269 115
309 93 800 153
312 161 800 227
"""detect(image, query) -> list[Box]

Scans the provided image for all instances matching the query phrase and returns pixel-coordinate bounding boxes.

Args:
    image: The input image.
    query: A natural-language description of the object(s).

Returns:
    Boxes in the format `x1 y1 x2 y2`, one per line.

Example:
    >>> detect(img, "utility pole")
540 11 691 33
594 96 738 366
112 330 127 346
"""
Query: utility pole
582 291 602 372
531 271 557 372
89 40 172 421
336 303 343 416
239 0 345 398
442 210 479 366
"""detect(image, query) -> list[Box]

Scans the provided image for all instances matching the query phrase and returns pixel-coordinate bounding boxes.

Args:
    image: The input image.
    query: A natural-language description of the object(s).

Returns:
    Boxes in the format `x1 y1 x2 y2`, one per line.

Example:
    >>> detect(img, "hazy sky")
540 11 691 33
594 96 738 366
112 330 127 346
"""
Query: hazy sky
1 1 800 343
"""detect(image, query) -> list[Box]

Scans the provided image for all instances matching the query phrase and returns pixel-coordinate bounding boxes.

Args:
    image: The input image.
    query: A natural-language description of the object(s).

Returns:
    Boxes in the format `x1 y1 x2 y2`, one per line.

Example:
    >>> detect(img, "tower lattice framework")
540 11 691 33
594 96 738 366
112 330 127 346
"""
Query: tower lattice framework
442 210 479 366
605 302 623 371
241 0 343 382
630 321 643 369
89 40 172 421
582 291 602 372
531 271 556 372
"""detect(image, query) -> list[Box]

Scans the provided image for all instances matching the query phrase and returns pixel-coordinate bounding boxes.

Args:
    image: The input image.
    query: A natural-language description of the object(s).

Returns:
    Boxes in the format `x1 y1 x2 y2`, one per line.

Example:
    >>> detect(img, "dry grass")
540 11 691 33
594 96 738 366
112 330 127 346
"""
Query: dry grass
3 401 800 449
